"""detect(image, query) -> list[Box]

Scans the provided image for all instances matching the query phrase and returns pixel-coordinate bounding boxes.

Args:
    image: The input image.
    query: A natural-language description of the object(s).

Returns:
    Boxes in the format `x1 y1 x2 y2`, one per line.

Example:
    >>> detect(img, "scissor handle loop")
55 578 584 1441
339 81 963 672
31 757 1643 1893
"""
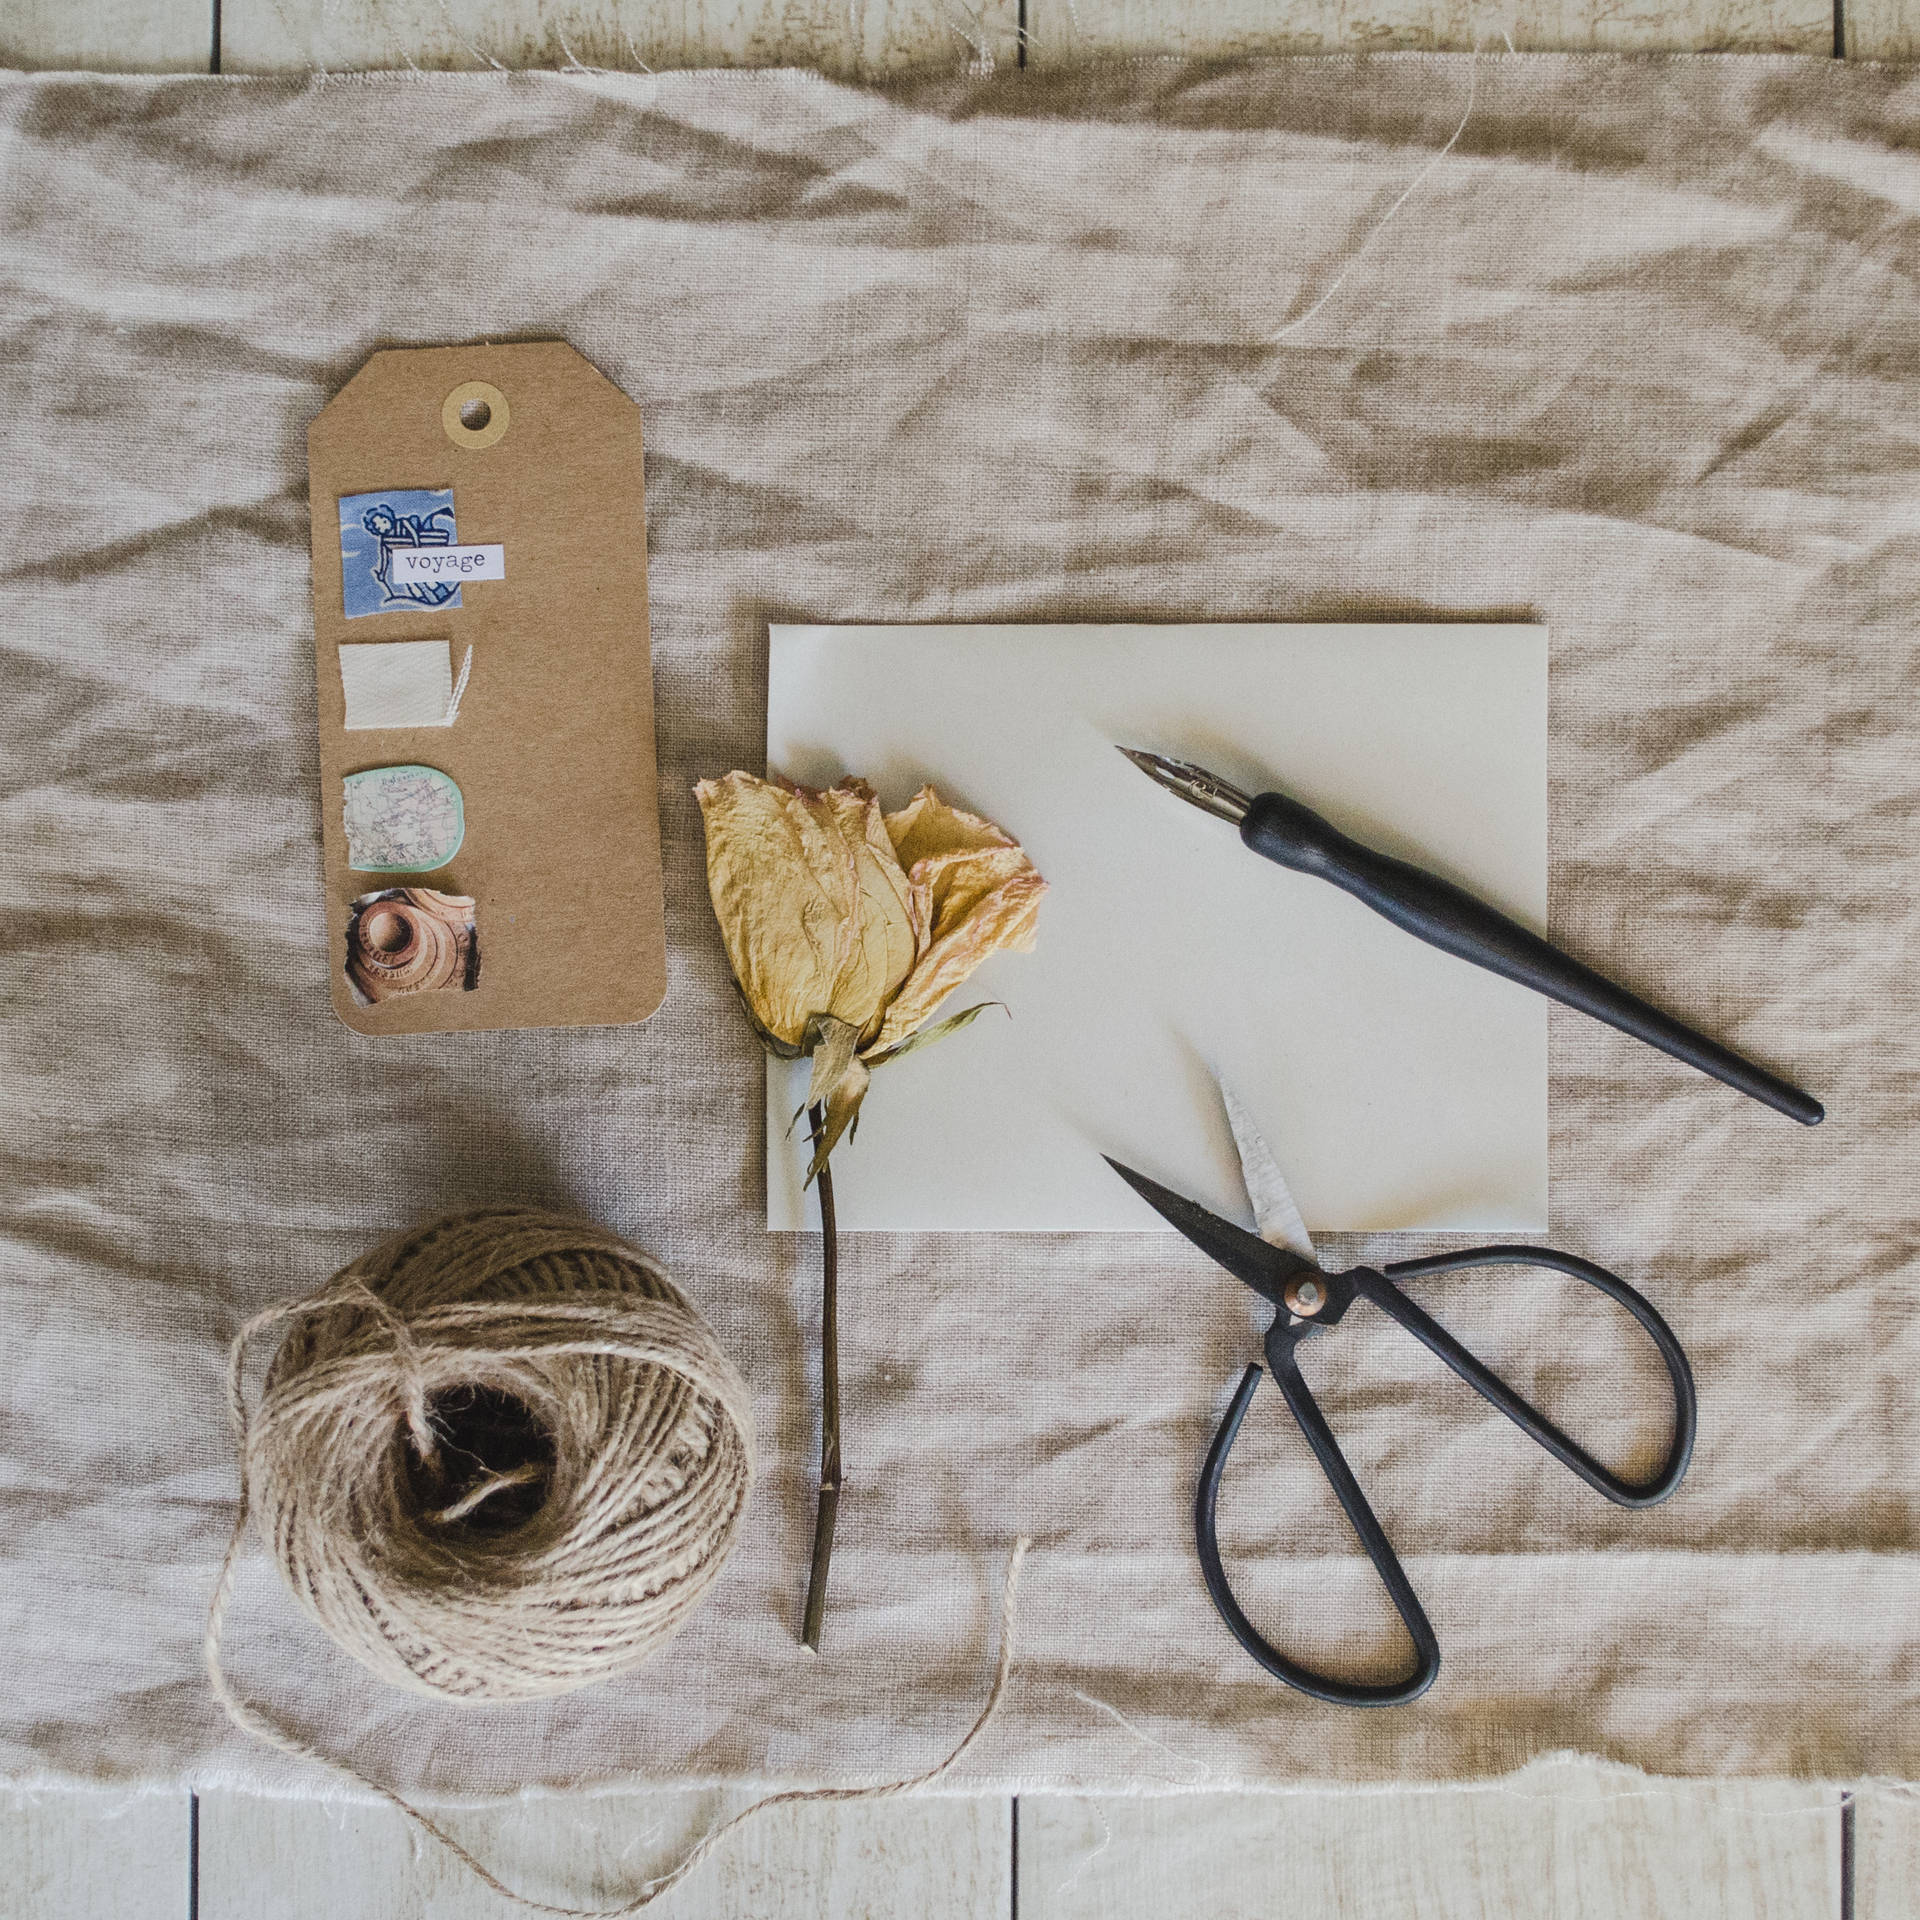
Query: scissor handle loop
1195 1362 1441 1708
1369 1244 1697 1508
1194 1247 1695 1705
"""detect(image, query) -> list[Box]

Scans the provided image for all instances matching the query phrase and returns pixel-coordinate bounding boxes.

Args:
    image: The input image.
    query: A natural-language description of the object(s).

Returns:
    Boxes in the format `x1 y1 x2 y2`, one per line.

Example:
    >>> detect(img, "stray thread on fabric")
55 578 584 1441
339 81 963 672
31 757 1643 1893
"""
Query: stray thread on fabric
1072 1689 1221 1784
1270 47 1483 344
431 0 508 70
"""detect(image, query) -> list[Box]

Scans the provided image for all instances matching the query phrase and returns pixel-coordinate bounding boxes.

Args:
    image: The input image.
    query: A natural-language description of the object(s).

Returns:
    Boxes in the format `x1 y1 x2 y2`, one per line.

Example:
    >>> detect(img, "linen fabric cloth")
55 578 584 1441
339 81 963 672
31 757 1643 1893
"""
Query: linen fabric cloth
1 56 1913 1797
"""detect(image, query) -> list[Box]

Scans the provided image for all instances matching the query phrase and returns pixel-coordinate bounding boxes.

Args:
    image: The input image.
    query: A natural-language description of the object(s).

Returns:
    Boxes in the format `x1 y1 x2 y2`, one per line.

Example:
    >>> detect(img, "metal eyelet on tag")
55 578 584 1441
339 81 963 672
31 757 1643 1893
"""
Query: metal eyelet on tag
442 380 510 451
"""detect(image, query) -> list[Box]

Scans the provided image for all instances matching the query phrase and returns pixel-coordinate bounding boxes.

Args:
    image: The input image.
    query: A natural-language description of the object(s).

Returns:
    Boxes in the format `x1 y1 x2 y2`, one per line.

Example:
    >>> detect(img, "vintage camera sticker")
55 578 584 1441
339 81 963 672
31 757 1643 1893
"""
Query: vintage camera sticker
345 888 480 1004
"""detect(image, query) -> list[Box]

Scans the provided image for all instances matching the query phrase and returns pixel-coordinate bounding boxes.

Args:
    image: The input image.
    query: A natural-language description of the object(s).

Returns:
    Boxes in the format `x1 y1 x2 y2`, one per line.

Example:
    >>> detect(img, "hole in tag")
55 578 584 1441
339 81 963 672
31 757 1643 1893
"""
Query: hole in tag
442 380 509 451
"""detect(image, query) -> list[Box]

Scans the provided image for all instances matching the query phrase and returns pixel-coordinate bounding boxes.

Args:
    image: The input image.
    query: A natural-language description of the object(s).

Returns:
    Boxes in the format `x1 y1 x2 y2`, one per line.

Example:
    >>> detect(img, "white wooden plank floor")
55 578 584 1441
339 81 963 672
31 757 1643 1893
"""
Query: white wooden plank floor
0 1789 188 1920
6 0 1884 71
1023 1767 1847 1920
4 1769 1906 1918
3 2 1913 1915
1858 1786 1920 1920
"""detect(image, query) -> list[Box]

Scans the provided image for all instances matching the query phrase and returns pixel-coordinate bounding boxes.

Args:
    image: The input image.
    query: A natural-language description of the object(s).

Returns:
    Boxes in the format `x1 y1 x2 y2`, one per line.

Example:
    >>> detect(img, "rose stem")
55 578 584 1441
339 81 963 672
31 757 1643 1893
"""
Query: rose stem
800 1101 841 1651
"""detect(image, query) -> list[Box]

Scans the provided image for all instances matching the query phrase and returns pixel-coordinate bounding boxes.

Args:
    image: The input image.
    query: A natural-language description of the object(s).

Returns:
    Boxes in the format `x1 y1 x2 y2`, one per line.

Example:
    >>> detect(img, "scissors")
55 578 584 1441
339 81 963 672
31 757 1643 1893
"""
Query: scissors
1105 1086 1697 1707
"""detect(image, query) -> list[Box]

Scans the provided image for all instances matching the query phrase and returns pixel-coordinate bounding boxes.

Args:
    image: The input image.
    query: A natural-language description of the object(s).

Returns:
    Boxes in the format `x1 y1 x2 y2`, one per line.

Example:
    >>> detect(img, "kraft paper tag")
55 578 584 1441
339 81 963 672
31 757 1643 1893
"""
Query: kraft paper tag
309 342 666 1035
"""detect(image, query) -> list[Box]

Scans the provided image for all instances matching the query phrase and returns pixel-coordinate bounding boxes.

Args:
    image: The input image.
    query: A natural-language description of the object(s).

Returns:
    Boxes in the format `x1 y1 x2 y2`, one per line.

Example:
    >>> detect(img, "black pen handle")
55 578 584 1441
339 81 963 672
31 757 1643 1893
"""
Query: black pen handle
1240 790 1823 1126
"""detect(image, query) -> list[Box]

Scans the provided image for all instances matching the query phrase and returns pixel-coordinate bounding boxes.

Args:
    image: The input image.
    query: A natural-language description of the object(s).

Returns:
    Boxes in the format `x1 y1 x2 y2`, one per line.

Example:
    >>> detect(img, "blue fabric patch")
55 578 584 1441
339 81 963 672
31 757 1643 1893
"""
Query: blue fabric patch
339 488 462 619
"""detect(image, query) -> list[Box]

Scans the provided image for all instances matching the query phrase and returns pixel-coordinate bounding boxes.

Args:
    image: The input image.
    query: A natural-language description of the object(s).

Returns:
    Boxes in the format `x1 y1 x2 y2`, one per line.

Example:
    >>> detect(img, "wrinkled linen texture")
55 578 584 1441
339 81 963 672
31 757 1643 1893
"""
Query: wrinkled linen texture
0 56 1914 1798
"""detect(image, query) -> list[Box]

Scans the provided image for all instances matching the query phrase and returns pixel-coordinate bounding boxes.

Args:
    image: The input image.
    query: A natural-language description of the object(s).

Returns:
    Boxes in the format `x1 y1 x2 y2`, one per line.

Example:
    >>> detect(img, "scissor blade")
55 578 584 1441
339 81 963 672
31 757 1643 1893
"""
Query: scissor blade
1104 1156 1316 1310
1219 1082 1317 1263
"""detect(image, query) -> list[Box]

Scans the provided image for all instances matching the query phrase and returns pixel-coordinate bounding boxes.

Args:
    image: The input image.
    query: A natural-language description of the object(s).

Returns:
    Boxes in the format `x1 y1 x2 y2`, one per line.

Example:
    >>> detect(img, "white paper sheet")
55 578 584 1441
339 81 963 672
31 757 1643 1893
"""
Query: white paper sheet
766 624 1547 1233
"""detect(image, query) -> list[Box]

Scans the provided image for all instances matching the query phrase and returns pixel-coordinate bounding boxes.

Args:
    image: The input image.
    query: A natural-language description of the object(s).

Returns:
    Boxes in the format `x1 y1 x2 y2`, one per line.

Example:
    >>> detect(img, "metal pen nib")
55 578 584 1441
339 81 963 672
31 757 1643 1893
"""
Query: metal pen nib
1116 747 1252 825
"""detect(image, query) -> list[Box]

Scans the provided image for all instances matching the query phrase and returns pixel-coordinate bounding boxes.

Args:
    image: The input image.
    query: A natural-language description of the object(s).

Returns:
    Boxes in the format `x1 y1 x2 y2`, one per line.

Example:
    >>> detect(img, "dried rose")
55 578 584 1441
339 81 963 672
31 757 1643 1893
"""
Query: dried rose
694 771 1046 1166
694 769 1044 1648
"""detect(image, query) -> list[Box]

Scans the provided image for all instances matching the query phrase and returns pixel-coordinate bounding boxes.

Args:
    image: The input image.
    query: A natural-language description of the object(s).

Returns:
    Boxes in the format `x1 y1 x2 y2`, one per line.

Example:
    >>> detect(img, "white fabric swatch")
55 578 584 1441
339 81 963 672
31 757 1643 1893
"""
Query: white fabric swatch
338 639 455 729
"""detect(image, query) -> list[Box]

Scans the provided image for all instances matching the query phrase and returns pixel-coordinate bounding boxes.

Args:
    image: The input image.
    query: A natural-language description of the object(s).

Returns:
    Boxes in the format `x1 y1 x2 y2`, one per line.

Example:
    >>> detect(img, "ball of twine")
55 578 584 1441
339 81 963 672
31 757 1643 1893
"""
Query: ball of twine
224 1208 755 1704
206 1207 1030 1918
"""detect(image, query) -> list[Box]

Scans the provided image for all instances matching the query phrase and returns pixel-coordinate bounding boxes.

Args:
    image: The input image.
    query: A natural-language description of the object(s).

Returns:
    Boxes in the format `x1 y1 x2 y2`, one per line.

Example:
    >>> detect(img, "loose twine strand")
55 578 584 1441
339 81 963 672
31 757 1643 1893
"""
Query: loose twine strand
206 1208 1028 1915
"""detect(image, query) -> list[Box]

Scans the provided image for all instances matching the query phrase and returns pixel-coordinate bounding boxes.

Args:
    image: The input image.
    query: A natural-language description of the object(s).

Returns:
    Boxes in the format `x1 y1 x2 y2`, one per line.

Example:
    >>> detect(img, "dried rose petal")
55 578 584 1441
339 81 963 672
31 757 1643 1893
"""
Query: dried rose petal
694 772 916 1052
872 787 1046 1054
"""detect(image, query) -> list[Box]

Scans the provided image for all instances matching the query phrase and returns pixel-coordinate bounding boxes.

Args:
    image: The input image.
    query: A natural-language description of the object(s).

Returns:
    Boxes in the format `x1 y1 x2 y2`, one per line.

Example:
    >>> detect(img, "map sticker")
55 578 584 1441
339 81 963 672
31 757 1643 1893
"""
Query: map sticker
342 764 466 872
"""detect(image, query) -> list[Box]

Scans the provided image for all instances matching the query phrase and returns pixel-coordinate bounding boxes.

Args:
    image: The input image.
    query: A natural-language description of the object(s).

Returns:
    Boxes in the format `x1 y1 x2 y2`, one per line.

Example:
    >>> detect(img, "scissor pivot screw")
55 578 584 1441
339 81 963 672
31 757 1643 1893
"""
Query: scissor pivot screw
1284 1276 1326 1317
